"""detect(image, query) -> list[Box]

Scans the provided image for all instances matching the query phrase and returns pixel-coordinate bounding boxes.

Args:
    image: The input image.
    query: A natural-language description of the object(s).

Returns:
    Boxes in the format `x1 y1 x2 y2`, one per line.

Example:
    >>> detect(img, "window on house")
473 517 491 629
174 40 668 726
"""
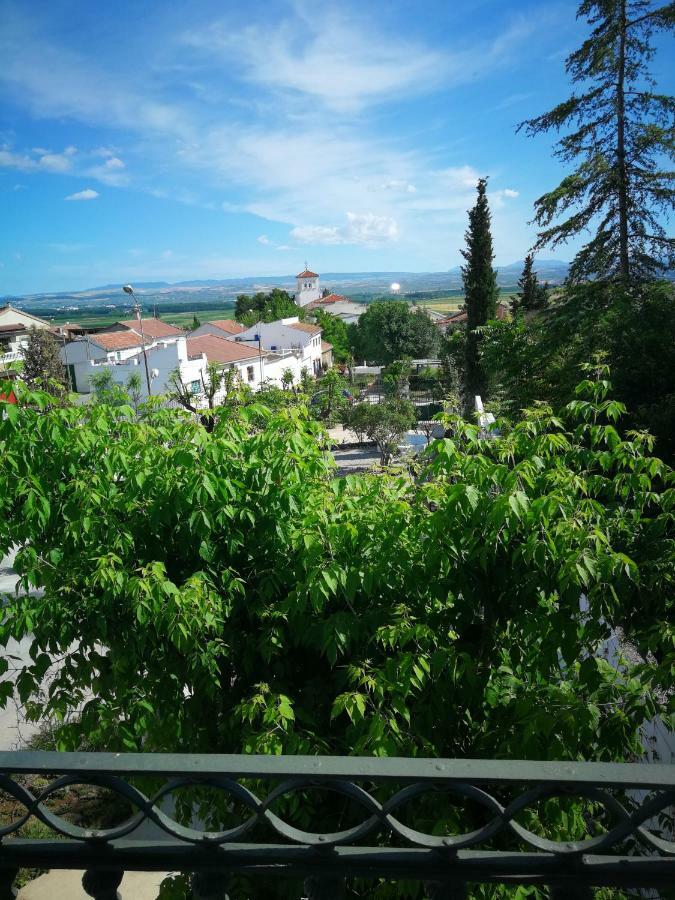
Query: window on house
247 365 255 382
189 380 201 394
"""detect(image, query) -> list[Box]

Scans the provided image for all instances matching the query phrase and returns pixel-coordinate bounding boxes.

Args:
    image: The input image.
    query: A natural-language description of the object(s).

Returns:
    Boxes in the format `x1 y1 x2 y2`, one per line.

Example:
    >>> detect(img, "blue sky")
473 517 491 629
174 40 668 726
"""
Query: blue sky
1 0 672 294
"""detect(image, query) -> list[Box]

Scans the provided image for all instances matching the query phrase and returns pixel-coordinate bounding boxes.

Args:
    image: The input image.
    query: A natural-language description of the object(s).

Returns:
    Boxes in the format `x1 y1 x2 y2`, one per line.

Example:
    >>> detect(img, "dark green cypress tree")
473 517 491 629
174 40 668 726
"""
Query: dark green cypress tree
461 177 499 414
513 253 548 313
519 0 675 283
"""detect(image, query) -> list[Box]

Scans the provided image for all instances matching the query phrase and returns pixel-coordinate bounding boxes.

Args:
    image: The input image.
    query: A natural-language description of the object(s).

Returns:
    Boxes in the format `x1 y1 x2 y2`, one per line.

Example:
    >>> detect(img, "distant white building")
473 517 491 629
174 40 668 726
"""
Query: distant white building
232 317 324 376
294 267 322 307
0 304 52 371
305 293 365 325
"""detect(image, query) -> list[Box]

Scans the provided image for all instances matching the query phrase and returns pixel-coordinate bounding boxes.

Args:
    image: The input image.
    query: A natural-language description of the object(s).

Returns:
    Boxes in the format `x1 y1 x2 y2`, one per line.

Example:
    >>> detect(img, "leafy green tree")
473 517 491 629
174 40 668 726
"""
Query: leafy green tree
22 328 66 395
281 368 294 390
235 289 300 324
354 399 416 464
519 0 675 283
89 369 129 406
125 371 143 413
483 280 675 462
191 315 201 331
381 358 411 399
350 302 438 364
461 177 499 414
169 363 241 431
1 374 674 898
512 253 549 314
310 368 350 424
311 309 350 362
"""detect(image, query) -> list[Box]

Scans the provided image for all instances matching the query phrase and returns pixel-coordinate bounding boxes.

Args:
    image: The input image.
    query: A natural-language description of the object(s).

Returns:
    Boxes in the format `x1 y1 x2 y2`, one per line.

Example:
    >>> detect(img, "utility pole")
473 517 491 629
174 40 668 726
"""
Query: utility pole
123 285 152 396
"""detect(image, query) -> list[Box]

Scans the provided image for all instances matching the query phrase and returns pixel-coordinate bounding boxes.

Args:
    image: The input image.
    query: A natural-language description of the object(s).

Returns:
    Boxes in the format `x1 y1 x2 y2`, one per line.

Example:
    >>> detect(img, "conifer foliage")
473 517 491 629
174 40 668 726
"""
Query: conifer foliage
520 0 675 283
461 177 499 412
22 327 66 394
511 253 549 314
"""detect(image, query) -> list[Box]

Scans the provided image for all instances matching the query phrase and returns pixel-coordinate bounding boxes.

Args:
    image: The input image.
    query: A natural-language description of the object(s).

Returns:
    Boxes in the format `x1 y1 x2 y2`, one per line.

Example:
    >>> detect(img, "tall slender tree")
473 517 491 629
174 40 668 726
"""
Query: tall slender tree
22 328 66 395
461 177 499 413
512 253 549 314
519 0 675 283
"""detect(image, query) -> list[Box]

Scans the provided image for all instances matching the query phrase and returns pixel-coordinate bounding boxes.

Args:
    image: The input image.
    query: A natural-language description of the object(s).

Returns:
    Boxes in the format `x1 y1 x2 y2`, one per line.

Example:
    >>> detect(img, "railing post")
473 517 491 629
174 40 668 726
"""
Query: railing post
191 872 229 900
82 868 124 900
304 875 346 899
0 868 18 900
425 881 468 899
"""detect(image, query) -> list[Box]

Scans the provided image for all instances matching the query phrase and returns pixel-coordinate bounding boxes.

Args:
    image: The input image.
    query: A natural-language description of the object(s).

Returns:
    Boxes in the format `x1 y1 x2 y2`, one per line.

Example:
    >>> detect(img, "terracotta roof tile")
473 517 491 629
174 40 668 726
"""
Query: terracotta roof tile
187 334 262 364
321 341 333 352
306 293 347 307
288 322 321 335
117 318 185 338
296 269 319 278
207 319 245 335
90 331 144 351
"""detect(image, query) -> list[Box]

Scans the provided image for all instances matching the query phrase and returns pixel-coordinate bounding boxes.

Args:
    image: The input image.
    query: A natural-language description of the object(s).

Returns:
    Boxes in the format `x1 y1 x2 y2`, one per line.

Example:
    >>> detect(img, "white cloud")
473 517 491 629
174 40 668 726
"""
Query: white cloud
291 212 399 247
104 157 125 170
0 146 75 173
257 234 271 245
65 188 99 201
491 187 520 208
183 12 445 114
38 151 73 172
87 155 129 186
380 180 417 194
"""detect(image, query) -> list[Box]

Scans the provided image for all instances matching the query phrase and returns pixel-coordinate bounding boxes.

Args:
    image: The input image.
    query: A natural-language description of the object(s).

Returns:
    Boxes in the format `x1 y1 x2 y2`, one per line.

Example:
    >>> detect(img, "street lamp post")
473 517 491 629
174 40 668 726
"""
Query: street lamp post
122 285 152 397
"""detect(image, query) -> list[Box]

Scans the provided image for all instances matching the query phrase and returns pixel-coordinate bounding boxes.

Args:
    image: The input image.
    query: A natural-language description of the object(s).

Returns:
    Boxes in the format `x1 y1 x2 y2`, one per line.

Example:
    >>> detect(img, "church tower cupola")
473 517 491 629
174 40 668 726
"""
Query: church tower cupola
295 265 321 307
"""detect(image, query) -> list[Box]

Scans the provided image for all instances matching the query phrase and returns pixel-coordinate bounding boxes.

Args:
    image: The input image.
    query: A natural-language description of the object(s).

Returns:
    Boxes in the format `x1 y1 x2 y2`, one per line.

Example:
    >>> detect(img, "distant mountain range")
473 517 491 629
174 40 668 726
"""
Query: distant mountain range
2 261 572 314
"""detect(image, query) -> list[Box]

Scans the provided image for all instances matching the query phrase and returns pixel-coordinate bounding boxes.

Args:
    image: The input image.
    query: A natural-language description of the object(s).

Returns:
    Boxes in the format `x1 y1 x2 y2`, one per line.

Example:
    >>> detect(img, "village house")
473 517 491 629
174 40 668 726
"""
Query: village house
0 304 53 372
231 317 324 376
304 293 365 324
189 319 246 340
435 301 510 334
62 325 196 397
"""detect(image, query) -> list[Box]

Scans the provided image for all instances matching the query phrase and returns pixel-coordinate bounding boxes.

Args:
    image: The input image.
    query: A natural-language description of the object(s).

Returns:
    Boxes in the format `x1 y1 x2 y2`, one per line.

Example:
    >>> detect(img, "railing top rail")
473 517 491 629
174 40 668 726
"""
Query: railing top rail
1 751 673 788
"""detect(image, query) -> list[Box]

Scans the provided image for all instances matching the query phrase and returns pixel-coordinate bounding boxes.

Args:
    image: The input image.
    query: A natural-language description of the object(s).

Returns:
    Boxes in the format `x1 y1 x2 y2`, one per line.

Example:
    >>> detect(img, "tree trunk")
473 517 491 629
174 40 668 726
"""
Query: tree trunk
616 0 631 282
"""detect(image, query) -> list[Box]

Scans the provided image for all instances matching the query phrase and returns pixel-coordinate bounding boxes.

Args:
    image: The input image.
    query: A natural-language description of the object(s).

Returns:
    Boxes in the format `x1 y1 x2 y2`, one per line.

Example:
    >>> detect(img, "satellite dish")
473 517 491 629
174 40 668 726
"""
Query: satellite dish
122 285 134 295
390 282 401 292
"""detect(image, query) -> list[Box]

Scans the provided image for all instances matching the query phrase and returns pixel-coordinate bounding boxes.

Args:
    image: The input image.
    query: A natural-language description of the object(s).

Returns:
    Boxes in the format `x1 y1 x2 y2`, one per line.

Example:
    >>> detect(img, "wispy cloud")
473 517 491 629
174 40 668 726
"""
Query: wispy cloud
0 145 76 173
292 212 399 247
65 188 99 201
0 1 547 282
182 12 444 114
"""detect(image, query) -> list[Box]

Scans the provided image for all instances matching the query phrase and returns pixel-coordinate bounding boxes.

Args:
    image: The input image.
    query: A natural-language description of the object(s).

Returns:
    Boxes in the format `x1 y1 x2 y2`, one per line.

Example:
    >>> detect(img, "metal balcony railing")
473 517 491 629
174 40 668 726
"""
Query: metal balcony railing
0 752 673 899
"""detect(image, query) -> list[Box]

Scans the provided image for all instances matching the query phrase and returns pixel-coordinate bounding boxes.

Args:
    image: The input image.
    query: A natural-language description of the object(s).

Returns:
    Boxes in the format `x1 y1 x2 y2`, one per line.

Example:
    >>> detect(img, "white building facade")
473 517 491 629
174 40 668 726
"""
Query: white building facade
232 317 323 375
294 268 322 307
0 305 52 369
62 332 199 398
